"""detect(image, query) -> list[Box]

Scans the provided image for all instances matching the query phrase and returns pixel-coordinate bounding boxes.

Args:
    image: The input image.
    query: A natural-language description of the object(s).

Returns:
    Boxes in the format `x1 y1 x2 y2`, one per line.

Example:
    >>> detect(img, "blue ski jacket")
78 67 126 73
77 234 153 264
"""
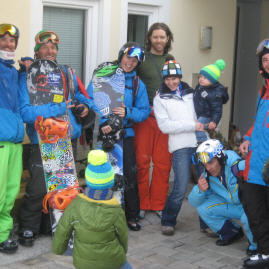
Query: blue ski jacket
193 82 229 125
188 150 244 208
243 79 269 186
87 69 150 138
0 59 24 143
19 68 93 144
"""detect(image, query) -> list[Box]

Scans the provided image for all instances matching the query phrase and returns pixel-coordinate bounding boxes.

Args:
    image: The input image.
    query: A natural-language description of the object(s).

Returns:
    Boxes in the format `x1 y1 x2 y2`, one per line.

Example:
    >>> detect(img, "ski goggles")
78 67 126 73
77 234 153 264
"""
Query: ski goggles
196 151 213 164
124 46 145 62
256 39 269 55
35 31 60 45
0 24 19 38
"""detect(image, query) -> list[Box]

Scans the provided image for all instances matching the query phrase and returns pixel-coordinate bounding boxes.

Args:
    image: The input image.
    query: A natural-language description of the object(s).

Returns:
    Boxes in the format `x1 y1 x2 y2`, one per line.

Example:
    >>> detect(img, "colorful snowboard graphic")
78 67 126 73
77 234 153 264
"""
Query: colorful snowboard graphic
27 59 78 254
92 62 125 203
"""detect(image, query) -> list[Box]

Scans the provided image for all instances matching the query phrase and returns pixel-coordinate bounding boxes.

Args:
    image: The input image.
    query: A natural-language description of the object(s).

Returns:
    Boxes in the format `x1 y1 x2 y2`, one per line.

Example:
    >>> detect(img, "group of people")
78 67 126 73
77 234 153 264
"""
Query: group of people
0 20 269 269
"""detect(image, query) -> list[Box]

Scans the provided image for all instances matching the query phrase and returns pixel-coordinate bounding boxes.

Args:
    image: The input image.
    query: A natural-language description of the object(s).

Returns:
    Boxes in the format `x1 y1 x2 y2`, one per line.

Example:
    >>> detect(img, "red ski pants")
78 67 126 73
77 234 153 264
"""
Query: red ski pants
134 113 172 211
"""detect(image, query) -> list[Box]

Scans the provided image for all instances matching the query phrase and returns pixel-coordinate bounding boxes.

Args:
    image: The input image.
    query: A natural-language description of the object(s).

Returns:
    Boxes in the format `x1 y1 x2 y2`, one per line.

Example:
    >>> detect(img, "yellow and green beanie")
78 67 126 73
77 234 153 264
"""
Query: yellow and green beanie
85 150 114 199
200 59 226 84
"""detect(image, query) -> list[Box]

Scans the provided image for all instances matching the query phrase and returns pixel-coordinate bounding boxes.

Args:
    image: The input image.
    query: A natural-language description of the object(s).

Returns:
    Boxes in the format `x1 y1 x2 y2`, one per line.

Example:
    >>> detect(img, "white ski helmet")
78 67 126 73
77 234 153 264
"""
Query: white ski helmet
196 139 226 165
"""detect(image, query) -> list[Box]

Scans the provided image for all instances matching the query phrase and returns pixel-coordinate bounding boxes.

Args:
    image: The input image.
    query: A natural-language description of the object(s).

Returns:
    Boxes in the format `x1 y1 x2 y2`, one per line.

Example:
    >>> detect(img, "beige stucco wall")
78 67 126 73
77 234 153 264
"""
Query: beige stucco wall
109 0 122 61
169 0 237 138
0 0 31 68
260 0 269 40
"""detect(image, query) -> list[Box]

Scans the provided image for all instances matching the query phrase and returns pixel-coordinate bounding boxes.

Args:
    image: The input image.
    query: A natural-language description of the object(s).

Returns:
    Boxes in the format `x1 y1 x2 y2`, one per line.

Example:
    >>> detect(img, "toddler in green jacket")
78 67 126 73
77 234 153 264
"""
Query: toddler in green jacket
52 150 133 269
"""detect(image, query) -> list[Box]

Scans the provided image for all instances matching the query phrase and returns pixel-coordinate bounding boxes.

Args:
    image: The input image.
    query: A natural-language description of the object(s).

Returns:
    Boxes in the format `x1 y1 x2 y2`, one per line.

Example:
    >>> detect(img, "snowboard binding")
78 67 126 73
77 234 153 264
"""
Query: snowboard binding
42 185 82 213
99 114 125 152
35 116 69 144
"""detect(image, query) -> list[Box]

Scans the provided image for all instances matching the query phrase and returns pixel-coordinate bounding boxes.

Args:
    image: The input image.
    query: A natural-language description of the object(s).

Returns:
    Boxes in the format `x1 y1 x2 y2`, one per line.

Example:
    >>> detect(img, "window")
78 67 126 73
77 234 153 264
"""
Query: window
43 7 85 80
127 14 148 46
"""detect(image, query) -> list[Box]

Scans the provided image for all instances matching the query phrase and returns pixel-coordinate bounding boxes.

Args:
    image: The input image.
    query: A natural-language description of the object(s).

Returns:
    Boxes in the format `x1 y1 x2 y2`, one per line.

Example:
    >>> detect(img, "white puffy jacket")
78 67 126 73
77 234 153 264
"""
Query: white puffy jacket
153 81 197 153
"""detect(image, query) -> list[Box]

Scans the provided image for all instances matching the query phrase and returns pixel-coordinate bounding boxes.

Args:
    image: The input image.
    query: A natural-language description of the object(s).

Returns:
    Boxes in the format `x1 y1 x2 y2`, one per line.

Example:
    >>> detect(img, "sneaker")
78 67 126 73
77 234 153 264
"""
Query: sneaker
161 226 174 236
216 227 244 246
0 239 18 254
18 230 36 247
200 227 218 238
155 210 162 219
243 254 269 268
139 210 146 219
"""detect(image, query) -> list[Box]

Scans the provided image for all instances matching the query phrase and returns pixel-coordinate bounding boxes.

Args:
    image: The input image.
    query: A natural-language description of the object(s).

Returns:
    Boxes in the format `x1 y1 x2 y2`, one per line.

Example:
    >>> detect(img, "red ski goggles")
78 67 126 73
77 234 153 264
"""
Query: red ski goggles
0 24 19 38
256 39 269 55
124 46 145 62
35 31 60 45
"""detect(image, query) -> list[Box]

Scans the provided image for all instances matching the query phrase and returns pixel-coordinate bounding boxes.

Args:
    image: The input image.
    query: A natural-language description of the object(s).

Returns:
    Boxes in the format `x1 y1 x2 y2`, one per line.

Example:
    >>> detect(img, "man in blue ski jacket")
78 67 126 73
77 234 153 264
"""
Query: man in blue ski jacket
18 30 94 247
0 23 24 254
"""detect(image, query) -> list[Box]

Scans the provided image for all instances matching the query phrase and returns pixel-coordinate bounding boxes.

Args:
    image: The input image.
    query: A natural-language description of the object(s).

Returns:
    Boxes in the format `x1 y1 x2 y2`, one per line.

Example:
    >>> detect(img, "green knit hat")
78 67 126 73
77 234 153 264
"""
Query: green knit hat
200 59 226 84
34 30 59 52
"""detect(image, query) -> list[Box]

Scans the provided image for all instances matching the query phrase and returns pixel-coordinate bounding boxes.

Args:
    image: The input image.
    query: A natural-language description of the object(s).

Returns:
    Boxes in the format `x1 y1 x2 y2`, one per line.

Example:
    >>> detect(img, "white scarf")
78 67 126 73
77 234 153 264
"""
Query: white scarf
0 49 15 61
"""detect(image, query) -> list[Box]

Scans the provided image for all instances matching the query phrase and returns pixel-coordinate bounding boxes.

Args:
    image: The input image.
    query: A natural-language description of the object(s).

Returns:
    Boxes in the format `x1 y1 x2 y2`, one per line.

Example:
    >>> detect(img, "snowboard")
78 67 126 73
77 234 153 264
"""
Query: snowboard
92 62 125 204
27 59 78 254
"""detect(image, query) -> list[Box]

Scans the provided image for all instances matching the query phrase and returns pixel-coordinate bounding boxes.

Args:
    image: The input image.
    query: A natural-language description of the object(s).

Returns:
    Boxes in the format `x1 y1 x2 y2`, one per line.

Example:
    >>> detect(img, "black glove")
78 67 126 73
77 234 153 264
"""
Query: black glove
262 158 269 185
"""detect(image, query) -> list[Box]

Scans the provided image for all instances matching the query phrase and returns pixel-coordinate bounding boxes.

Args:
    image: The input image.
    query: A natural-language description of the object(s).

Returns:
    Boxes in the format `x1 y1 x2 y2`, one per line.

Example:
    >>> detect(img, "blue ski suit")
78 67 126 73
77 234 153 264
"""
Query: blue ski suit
188 150 257 251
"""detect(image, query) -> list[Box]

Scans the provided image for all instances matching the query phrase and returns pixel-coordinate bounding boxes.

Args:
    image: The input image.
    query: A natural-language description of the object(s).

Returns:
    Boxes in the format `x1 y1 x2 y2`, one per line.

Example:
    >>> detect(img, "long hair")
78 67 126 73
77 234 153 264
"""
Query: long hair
145 22 174 55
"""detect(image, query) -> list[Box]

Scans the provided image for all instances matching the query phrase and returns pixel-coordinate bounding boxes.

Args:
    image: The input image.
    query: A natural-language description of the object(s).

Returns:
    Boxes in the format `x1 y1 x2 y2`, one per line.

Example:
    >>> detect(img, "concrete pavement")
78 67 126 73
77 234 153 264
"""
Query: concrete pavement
0 183 250 269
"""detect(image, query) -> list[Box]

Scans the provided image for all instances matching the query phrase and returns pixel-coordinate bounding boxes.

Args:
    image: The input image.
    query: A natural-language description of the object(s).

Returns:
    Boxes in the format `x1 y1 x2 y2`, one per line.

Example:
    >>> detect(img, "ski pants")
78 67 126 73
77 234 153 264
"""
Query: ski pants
123 137 140 221
0 141 22 243
196 194 257 250
239 181 269 254
134 112 172 211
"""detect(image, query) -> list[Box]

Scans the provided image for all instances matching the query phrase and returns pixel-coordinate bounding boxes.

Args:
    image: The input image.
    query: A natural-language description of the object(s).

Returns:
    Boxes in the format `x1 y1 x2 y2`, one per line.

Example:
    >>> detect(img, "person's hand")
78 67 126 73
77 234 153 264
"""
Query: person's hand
239 140 250 157
195 121 204 132
112 103 126 118
76 104 89 117
65 99 75 109
101 125 112 134
18 58 34 72
198 174 209 192
208 121 216 130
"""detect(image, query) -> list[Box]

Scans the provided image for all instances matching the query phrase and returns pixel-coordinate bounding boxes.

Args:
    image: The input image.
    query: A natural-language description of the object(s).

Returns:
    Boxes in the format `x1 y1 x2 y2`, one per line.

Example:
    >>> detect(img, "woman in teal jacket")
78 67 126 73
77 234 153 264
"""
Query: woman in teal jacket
188 139 257 255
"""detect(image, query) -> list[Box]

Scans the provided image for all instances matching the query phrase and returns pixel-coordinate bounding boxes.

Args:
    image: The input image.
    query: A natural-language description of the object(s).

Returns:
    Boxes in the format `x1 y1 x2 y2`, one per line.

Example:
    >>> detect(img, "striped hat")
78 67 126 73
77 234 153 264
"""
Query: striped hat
162 60 182 79
85 150 114 200
200 59 226 84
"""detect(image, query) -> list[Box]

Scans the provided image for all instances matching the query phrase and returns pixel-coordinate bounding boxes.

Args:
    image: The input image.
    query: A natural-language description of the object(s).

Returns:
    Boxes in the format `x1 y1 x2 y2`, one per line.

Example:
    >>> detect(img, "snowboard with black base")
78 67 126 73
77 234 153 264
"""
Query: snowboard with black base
26 59 80 254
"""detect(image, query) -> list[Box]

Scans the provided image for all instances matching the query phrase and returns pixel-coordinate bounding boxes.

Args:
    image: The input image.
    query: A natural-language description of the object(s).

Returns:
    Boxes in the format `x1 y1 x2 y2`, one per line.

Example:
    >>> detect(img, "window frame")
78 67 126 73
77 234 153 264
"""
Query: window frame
30 0 111 86
120 0 170 47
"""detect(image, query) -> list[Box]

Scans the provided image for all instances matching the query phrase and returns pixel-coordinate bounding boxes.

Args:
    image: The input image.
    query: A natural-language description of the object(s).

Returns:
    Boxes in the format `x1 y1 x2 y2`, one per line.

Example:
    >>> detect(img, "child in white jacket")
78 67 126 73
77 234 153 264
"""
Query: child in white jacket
153 59 204 236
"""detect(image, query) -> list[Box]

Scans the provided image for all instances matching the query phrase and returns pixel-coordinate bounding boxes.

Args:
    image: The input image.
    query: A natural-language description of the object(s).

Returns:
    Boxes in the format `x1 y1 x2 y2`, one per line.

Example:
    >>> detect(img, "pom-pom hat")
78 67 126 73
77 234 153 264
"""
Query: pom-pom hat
85 150 114 200
200 59 226 84
162 60 182 79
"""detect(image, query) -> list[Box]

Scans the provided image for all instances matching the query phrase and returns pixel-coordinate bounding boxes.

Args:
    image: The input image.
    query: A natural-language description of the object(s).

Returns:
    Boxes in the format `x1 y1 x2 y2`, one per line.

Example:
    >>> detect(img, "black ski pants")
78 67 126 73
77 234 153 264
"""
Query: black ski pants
239 181 269 254
123 137 140 221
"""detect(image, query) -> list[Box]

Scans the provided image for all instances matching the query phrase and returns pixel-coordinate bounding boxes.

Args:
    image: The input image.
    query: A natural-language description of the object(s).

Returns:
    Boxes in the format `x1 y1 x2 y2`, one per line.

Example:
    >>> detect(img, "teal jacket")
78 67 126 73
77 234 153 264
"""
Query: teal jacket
52 194 128 269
